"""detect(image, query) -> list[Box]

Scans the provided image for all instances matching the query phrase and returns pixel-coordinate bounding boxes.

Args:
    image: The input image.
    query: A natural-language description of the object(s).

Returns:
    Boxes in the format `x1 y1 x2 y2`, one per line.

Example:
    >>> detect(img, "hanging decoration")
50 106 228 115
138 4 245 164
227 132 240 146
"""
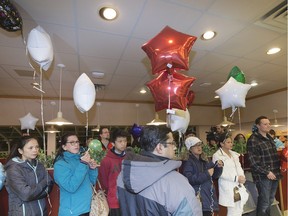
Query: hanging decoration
168 108 190 134
19 112 39 133
0 0 22 32
215 77 251 112
27 26 53 71
146 69 195 112
73 73 96 113
142 25 197 75
227 66 246 84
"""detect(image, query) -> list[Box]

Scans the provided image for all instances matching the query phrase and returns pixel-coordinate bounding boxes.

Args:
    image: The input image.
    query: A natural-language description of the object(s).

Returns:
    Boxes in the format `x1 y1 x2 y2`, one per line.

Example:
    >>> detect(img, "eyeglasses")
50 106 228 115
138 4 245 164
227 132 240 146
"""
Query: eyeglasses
165 141 177 146
66 141 80 146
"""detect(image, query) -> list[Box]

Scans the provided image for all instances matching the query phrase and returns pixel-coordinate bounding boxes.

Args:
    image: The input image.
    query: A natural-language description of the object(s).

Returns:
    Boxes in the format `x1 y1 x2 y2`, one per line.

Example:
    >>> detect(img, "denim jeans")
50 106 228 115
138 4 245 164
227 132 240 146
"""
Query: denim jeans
255 178 279 216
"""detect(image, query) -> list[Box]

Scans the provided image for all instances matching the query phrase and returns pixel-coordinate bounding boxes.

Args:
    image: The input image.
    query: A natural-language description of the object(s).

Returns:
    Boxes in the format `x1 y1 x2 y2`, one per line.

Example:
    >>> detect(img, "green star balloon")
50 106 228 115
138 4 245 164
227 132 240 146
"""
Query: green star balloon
227 66 246 84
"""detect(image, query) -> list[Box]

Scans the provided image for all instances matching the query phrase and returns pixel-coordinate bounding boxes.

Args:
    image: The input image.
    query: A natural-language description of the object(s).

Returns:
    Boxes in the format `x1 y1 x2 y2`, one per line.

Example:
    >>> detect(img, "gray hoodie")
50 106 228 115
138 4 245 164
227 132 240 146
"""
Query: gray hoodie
117 151 202 216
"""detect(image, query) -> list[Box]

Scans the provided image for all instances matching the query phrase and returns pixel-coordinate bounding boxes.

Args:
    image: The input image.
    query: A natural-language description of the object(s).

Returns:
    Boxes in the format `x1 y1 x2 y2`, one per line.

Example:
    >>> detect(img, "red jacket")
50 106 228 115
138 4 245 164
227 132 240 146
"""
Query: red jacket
98 150 125 208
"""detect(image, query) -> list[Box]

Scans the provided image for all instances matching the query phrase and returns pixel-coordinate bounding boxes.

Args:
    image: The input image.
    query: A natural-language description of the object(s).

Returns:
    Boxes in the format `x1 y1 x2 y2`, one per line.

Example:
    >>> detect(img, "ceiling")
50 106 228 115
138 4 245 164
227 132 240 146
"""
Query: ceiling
0 0 287 107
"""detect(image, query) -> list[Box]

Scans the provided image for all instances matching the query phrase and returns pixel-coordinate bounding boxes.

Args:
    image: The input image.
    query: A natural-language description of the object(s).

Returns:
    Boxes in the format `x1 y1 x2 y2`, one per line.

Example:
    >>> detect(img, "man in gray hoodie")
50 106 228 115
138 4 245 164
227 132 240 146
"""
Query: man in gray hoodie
117 125 202 216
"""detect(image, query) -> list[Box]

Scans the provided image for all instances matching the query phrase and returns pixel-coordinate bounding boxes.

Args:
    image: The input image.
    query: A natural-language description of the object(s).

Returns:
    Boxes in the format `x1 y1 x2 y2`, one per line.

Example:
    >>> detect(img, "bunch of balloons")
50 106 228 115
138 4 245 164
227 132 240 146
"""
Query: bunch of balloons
142 26 197 112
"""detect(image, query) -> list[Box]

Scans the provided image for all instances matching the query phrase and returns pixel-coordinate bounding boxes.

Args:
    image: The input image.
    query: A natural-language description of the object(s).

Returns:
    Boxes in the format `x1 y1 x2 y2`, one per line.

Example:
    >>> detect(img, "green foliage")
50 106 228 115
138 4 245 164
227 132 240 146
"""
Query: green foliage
89 149 106 164
37 149 55 168
202 144 217 157
130 146 141 154
232 140 246 154
0 151 8 159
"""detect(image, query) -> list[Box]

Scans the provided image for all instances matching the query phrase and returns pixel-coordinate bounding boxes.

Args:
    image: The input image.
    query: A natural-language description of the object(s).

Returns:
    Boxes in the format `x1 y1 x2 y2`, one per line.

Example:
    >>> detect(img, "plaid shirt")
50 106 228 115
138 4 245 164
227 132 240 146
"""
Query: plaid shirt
247 132 282 181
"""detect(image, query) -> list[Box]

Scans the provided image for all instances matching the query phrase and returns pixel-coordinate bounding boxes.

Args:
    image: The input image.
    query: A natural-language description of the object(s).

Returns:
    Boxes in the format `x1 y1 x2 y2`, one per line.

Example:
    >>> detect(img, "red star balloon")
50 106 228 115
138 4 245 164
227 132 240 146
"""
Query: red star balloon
186 90 195 107
146 69 196 112
142 26 197 75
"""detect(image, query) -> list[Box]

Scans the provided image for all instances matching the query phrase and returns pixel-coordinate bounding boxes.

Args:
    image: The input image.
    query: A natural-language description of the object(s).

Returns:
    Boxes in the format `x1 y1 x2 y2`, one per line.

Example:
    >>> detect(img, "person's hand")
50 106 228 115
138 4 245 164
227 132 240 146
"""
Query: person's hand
267 171 277 180
89 159 100 169
208 168 214 176
216 160 224 167
238 175 246 184
80 151 91 164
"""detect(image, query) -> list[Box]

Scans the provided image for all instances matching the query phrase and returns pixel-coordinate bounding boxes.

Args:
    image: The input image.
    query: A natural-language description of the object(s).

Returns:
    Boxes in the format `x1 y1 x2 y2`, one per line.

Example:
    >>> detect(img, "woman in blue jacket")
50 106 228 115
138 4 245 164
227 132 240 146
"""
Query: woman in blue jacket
54 133 99 216
182 136 223 216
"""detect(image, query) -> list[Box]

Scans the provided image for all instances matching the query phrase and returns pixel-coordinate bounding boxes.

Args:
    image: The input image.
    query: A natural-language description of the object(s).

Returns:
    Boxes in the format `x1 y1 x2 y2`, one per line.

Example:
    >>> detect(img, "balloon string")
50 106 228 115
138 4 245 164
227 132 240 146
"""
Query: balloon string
168 73 172 110
85 112 89 144
39 66 46 155
238 108 242 131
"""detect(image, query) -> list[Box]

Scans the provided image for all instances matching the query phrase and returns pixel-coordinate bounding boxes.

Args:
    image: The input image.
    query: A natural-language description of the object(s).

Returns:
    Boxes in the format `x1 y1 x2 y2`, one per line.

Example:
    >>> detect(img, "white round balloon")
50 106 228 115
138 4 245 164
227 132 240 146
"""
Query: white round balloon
73 73 96 113
27 26 54 71
169 108 190 134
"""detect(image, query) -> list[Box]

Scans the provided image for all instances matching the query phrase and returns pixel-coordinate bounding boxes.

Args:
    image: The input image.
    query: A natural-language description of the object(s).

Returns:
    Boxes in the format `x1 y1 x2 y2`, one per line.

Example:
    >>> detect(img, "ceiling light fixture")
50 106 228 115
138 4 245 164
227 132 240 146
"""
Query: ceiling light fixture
147 113 167 126
46 64 73 126
140 89 147 94
250 81 258 87
201 31 216 40
219 110 235 127
91 71 105 79
267 47 281 55
271 109 284 127
99 7 118 21
44 125 60 133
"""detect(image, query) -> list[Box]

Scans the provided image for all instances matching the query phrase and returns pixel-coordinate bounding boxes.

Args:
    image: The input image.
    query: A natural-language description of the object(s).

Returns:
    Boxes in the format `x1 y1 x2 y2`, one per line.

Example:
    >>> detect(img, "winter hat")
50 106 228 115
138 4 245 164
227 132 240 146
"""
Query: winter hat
185 137 202 150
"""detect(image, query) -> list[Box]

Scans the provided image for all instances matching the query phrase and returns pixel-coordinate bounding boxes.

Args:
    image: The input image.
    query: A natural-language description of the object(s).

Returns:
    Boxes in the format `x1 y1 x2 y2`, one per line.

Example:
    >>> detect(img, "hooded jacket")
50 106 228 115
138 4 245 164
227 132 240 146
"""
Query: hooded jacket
53 151 98 216
117 151 202 216
4 157 53 216
182 154 222 212
98 148 125 208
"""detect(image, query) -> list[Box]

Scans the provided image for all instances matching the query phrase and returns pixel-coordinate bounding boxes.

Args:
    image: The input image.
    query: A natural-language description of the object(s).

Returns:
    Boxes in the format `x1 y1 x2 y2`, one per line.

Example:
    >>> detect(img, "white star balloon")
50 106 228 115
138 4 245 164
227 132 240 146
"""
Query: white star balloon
168 108 190 134
19 113 39 130
215 77 251 111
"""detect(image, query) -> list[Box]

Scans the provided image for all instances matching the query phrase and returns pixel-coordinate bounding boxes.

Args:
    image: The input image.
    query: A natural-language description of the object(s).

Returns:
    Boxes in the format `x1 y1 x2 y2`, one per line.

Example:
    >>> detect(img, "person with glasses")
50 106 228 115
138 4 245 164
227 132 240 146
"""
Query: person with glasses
117 125 202 216
54 133 99 216
182 136 223 216
99 126 114 150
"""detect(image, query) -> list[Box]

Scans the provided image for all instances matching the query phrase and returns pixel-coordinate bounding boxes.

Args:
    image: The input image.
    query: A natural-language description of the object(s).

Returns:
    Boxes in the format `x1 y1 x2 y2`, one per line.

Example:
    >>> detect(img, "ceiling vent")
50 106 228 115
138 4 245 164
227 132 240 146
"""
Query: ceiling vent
254 1 287 33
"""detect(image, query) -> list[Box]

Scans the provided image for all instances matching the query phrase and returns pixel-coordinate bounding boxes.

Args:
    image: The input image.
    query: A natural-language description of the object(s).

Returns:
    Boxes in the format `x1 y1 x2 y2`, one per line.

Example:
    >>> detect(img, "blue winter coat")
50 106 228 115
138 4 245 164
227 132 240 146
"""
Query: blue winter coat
182 154 222 212
54 152 98 216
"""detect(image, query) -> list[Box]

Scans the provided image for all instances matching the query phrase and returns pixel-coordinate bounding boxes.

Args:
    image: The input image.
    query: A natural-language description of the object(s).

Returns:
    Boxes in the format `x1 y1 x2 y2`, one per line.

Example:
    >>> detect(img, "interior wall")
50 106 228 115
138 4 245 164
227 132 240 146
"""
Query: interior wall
0 90 286 142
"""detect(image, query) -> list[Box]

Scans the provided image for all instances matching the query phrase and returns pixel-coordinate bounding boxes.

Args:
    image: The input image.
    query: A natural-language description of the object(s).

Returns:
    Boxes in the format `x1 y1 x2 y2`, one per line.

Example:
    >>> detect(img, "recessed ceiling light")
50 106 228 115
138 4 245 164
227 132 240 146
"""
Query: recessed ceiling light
201 31 216 40
140 89 147 94
91 71 105 79
199 82 212 86
99 7 118 21
251 81 258 86
214 95 220 99
267 47 281 55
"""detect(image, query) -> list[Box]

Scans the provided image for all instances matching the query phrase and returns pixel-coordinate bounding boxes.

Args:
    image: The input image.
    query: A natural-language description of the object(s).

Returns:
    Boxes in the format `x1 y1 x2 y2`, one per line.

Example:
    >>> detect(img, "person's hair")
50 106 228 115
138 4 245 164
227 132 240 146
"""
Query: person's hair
255 116 268 125
217 132 231 148
185 128 196 137
234 133 246 143
111 128 129 143
99 126 109 135
6 136 38 162
54 133 77 164
269 129 276 136
139 126 172 152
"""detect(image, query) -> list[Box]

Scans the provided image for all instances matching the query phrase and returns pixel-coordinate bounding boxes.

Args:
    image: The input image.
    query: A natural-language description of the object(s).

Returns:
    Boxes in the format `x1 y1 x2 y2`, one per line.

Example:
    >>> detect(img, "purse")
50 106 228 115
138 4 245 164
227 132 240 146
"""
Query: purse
90 180 109 216
233 184 241 202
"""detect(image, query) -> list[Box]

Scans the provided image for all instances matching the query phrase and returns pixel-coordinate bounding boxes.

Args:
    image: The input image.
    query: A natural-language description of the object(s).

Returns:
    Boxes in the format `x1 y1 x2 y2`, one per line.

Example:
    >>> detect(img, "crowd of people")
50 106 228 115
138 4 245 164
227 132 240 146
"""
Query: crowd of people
0 115 285 216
